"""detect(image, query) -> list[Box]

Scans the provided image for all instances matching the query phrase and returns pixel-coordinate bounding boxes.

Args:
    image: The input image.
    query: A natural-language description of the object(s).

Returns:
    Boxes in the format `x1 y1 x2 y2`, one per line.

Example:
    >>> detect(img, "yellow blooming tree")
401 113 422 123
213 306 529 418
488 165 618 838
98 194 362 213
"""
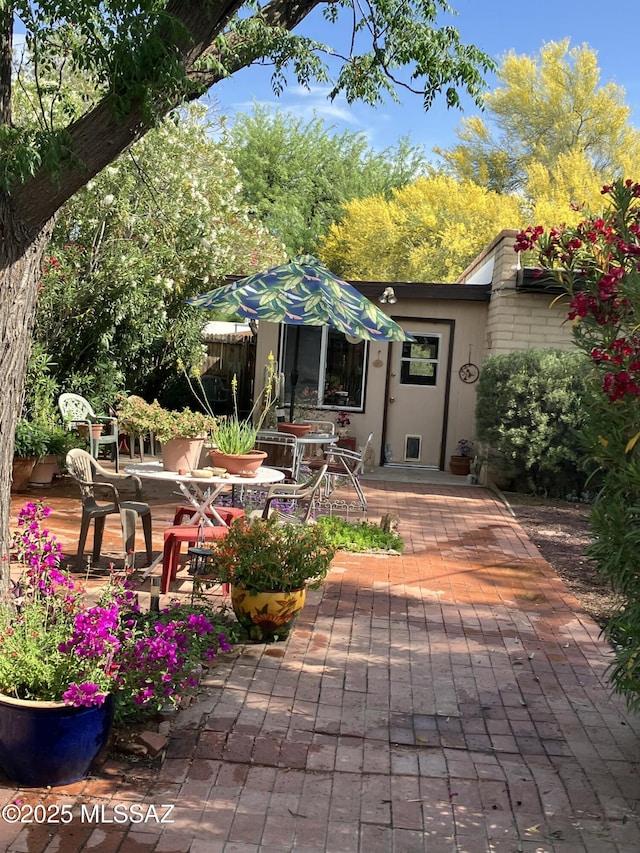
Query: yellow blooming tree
321 174 522 281
436 40 640 196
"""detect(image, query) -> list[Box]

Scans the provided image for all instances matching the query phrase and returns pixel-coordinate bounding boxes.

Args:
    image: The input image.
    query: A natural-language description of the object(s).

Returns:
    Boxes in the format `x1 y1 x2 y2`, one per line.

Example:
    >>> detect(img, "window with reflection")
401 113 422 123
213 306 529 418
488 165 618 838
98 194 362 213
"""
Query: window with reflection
281 326 367 411
399 335 440 386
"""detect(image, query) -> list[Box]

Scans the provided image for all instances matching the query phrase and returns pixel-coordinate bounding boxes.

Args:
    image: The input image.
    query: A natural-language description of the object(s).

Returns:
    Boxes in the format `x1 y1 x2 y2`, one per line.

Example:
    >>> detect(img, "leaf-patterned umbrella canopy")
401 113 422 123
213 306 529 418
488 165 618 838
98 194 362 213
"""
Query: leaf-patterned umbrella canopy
187 255 412 342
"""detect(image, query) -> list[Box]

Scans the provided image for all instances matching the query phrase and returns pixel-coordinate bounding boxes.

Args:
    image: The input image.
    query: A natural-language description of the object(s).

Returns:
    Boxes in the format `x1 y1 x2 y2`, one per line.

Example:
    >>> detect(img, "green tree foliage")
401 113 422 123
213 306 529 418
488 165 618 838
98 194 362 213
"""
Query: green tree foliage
225 106 427 256
33 105 284 408
321 174 521 281
0 1 495 580
436 40 640 197
475 349 591 497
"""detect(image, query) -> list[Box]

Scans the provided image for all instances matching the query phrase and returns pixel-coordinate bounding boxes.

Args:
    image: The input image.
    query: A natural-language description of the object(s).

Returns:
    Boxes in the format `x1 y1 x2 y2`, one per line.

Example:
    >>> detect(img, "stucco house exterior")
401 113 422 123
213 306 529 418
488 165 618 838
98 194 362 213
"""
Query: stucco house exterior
248 230 574 472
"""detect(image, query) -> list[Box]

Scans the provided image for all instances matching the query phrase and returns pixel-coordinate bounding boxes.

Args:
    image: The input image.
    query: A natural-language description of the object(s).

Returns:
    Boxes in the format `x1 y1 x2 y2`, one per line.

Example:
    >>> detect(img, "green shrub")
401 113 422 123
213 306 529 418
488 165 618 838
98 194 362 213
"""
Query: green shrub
475 349 593 497
316 516 404 553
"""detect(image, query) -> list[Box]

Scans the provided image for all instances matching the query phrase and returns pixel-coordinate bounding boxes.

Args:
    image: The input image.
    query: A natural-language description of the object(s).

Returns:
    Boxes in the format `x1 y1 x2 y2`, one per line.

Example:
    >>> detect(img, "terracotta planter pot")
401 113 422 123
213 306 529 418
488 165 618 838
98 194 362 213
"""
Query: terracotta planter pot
277 422 312 438
230 585 307 643
161 437 205 472
77 423 104 440
12 458 37 493
449 455 471 476
208 449 267 475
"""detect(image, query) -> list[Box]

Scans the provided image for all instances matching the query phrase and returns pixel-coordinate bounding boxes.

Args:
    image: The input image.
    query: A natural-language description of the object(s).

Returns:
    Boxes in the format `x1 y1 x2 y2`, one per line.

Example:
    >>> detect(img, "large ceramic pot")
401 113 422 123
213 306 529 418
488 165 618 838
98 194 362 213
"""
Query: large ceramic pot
29 455 59 487
277 422 312 438
11 458 37 493
161 437 205 472
0 693 114 787
209 449 267 476
230 585 307 643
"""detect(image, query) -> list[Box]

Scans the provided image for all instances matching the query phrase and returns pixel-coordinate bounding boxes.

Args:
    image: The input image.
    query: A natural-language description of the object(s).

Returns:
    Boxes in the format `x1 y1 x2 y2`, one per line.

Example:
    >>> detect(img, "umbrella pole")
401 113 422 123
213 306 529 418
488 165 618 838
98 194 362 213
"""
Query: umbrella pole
289 326 301 422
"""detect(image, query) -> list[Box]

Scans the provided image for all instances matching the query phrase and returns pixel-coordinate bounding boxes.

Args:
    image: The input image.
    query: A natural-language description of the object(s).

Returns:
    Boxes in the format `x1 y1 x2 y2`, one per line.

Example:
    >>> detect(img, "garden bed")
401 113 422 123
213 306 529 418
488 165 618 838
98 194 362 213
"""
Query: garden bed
505 492 622 627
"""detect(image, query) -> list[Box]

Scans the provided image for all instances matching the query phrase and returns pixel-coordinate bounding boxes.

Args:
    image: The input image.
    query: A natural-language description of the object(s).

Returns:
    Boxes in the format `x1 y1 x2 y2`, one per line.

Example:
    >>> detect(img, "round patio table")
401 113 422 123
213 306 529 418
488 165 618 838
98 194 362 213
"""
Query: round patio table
292 432 339 479
125 460 285 525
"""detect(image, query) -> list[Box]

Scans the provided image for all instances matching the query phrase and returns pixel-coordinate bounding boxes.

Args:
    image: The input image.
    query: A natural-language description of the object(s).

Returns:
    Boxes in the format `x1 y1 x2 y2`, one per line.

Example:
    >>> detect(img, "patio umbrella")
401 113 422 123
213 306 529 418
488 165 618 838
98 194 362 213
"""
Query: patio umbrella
187 255 413 420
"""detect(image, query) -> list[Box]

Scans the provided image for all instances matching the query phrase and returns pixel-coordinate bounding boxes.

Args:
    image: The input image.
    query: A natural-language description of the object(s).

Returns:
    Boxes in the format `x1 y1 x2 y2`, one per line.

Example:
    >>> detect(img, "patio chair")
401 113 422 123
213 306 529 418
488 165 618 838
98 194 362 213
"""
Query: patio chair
249 464 328 525
300 419 336 434
65 448 152 570
58 393 120 472
171 504 245 526
255 429 298 480
310 433 374 516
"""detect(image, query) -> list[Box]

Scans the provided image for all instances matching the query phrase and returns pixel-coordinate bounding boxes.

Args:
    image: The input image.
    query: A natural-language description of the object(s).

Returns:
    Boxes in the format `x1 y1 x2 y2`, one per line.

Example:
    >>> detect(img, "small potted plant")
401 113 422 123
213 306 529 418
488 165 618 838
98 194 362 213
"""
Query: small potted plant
449 439 474 476
130 399 217 472
335 411 351 437
277 387 317 437
0 501 232 787
29 424 79 486
205 515 336 643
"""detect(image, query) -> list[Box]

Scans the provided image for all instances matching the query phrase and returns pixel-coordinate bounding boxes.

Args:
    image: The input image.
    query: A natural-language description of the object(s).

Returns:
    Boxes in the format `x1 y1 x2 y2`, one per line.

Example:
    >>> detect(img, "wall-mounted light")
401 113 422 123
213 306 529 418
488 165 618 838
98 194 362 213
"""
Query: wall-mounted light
379 286 397 305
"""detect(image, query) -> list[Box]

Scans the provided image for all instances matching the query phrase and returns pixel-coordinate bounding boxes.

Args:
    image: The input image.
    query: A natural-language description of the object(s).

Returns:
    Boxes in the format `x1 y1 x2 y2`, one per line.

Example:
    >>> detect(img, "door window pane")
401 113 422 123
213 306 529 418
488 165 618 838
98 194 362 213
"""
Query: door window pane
400 335 440 386
283 326 321 407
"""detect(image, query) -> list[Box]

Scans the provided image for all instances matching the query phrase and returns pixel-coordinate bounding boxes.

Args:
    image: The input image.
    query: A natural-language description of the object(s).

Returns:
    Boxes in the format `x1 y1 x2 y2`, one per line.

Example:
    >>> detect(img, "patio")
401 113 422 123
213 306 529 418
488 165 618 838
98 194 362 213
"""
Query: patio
4 468 640 852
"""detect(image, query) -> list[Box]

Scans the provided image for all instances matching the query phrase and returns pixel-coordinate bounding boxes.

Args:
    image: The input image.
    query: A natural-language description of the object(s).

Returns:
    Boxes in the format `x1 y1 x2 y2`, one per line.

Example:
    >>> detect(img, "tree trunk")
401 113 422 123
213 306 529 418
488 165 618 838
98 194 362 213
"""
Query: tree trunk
0 196 54 588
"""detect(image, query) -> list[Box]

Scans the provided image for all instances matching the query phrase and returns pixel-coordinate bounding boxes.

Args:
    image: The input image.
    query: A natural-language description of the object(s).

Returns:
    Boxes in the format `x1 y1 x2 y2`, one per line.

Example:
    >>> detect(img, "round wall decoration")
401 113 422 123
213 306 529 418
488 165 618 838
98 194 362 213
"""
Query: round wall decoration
459 362 480 384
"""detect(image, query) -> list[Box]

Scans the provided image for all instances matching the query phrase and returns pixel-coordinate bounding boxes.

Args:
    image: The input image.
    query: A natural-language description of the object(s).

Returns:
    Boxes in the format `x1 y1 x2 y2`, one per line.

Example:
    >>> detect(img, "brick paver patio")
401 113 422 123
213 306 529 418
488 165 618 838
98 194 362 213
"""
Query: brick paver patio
4 469 640 852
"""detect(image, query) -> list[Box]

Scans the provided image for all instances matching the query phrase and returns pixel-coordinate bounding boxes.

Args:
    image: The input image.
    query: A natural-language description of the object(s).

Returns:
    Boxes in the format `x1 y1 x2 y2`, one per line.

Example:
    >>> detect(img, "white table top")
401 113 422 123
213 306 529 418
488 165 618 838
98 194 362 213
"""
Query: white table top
124 461 285 487
293 432 340 446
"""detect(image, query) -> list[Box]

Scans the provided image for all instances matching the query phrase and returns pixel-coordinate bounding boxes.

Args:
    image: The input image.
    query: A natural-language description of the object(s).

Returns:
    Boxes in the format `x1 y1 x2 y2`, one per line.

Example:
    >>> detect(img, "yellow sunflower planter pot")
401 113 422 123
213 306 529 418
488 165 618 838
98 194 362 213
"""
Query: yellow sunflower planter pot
230 586 307 643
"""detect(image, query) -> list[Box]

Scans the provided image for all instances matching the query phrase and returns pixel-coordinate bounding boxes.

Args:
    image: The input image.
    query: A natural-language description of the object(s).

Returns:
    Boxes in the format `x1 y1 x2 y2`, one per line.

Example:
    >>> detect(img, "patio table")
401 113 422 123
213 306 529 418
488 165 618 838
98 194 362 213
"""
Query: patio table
125 461 286 527
292 431 339 479
124 461 285 578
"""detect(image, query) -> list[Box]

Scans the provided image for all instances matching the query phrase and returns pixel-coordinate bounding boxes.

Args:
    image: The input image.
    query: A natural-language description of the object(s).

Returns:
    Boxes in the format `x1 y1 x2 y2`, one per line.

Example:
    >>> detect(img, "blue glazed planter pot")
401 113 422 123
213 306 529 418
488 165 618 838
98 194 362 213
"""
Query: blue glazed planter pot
0 693 114 787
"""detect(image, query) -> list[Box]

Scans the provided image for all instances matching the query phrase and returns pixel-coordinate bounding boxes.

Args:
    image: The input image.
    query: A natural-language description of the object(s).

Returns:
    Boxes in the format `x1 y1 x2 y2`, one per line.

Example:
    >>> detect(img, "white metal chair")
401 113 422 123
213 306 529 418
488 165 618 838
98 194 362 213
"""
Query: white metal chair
249 464 328 524
65 448 152 569
58 393 120 471
300 419 336 435
311 432 374 517
255 429 298 481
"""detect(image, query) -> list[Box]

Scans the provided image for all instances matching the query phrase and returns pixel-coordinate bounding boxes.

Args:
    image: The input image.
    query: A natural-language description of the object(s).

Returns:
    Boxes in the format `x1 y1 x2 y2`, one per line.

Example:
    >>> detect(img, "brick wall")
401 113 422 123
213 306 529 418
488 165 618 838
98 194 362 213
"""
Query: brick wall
459 230 574 356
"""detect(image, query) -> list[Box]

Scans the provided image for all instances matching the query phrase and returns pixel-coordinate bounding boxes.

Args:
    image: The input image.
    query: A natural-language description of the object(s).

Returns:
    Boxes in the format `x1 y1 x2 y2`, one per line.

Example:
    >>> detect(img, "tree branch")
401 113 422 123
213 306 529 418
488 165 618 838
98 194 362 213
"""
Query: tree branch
10 0 249 231
0 5 12 126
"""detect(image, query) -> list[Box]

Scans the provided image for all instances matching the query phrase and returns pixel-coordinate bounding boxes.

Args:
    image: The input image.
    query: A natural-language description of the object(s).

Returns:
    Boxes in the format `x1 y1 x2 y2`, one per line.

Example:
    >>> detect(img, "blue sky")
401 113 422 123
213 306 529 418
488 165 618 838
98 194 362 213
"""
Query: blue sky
206 0 640 158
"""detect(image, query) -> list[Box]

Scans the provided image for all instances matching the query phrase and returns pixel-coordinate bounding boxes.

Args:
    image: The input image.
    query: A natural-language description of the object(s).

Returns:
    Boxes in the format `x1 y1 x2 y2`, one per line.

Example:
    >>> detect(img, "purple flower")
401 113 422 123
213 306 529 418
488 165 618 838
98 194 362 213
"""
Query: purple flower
63 682 107 708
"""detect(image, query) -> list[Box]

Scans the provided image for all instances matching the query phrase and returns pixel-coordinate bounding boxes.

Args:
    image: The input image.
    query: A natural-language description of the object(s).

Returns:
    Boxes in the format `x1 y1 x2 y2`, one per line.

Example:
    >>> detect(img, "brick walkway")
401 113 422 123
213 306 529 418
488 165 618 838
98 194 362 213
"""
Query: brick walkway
4 473 640 852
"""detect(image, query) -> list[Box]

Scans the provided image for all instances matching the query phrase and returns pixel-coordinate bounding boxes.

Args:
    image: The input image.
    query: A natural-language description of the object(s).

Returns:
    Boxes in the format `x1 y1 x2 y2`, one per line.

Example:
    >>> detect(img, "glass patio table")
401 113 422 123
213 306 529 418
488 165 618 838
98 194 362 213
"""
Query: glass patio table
292 431 339 479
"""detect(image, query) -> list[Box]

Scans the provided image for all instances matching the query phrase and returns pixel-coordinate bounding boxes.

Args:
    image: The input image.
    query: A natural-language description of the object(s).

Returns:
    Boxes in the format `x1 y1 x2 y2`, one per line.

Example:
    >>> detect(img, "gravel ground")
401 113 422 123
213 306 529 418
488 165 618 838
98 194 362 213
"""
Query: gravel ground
504 492 622 627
